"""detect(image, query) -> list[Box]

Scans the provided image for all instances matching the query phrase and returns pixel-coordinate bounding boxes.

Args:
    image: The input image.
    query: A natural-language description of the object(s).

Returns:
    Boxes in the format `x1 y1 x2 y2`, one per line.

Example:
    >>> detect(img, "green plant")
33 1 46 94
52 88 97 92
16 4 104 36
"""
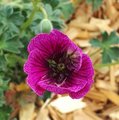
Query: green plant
0 0 74 119
90 31 119 64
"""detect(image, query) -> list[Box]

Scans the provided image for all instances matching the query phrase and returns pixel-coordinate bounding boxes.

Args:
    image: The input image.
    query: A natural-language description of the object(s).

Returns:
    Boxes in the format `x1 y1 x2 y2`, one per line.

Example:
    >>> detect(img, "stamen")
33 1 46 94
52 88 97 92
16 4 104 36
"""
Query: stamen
47 59 57 68
47 49 79 85
57 63 65 71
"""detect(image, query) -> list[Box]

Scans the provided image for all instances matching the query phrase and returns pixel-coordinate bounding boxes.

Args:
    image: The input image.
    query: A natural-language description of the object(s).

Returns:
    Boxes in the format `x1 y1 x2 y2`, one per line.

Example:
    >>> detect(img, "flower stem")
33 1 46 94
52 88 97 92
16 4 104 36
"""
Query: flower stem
20 0 38 33
94 61 119 68
89 48 101 57
20 0 48 35
39 5 48 19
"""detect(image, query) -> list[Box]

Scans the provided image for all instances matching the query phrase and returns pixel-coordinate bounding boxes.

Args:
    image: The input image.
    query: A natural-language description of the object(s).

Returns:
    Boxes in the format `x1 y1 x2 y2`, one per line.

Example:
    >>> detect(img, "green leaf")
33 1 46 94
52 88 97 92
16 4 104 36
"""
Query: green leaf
90 38 102 47
5 54 24 67
45 4 53 15
2 41 21 54
0 36 24 54
0 4 24 40
58 0 74 20
0 76 9 91
109 47 119 60
86 0 103 11
42 0 59 8
4 5 13 17
0 93 5 107
0 76 9 107
102 31 119 45
9 11 24 26
90 31 119 63
41 91 52 101
102 49 112 64
0 55 6 71
0 105 12 120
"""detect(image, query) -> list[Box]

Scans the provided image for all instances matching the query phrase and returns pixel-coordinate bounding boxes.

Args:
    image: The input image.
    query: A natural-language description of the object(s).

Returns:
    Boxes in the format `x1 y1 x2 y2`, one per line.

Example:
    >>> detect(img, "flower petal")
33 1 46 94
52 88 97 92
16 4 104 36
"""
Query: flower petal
26 76 45 96
51 29 83 71
24 49 48 95
28 29 71 56
49 29 71 53
77 54 94 80
38 80 69 94
38 75 87 94
62 78 87 92
62 54 93 93
69 79 93 99
24 49 48 75
67 44 83 71
28 33 50 53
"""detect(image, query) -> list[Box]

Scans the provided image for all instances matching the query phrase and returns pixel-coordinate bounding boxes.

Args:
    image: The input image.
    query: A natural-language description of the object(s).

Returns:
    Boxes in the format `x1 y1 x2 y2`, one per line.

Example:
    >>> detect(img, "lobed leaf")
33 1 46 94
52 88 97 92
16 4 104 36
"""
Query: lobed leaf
90 31 119 63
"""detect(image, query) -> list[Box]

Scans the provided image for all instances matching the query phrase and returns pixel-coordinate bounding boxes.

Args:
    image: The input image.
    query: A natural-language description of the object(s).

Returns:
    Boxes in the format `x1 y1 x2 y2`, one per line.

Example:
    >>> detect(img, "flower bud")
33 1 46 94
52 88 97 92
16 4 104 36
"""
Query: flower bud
40 19 53 33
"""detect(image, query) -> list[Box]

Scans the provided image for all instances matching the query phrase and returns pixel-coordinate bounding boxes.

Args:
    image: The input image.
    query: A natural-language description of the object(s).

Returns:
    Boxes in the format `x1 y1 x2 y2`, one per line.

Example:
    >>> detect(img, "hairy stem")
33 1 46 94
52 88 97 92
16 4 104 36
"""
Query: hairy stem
20 0 48 34
20 0 38 33
39 4 48 19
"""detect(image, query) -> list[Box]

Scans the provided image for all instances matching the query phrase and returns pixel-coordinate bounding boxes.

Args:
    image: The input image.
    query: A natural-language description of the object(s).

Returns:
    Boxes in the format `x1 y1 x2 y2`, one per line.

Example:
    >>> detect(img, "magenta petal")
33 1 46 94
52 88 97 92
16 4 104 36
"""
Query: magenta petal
69 79 93 99
49 30 83 71
38 80 69 94
28 33 50 53
61 54 93 93
26 76 45 96
24 61 30 74
38 76 87 94
24 49 48 95
28 29 71 55
63 54 94 97
49 29 71 53
62 78 87 92
67 42 83 71
77 54 94 80
24 49 48 75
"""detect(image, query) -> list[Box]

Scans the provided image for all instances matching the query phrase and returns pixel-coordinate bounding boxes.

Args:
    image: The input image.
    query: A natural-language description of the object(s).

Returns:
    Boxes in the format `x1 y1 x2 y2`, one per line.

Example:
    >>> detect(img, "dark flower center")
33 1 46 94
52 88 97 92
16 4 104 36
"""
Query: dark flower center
47 50 79 85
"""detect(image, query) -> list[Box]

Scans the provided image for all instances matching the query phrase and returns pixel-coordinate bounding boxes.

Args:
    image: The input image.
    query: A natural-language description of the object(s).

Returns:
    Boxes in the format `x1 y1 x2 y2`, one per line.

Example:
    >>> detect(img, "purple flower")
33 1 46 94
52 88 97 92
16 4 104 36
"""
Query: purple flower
24 29 94 99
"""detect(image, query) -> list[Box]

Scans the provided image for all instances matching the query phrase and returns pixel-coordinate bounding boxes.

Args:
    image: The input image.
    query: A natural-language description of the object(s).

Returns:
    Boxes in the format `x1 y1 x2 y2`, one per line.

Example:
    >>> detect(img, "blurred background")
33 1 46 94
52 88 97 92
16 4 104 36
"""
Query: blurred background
0 0 119 120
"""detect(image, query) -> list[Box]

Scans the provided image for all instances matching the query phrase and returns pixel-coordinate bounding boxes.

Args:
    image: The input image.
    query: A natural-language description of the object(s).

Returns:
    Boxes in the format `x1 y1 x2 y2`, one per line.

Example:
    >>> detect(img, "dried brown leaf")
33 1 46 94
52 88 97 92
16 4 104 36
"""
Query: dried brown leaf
19 103 36 120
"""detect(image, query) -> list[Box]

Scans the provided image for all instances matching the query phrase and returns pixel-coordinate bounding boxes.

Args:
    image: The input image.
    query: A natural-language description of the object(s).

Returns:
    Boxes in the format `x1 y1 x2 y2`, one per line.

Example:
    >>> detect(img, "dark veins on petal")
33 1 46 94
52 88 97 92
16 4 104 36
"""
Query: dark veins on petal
46 49 80 85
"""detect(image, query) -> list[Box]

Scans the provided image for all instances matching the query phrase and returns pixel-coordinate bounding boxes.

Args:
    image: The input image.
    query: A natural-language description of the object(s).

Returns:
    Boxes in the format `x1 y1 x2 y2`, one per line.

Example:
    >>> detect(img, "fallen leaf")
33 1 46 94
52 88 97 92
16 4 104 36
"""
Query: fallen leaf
49 96 86 113
100 90 119 106
19 103 36 120
36 108 51 120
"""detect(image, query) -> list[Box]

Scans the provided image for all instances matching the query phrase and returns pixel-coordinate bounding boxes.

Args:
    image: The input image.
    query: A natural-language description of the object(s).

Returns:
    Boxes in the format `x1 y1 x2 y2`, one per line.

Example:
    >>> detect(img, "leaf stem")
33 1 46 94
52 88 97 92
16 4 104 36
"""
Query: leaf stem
94 61 119 68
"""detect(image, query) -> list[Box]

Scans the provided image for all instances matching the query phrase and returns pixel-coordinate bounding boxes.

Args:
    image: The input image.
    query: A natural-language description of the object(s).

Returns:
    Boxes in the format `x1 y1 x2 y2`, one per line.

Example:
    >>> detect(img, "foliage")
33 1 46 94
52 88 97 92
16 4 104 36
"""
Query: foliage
86 0 103 11
0 0 74 82
0 76 9 107
90 32 119 64
0 76 11 120
0 105 12 120
42 0 74 20
0 0 74 119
